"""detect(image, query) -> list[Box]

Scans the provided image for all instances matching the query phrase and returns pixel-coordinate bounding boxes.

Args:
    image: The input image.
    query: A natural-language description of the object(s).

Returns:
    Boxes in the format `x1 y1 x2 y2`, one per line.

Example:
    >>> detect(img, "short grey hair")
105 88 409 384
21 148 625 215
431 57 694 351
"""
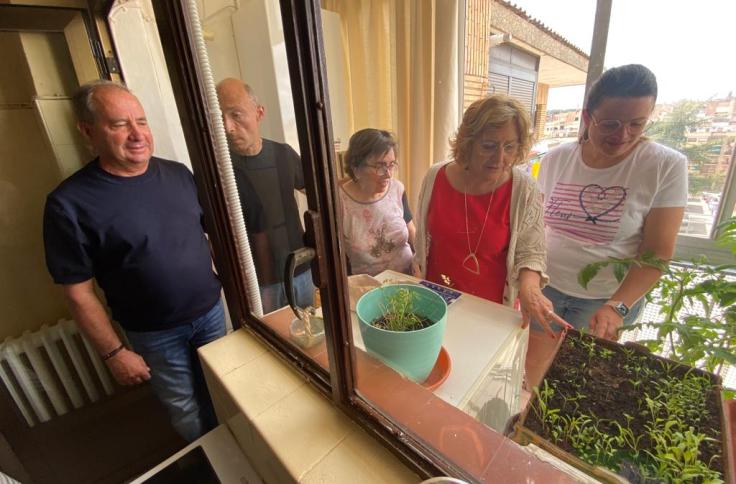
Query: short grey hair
72 80 132 124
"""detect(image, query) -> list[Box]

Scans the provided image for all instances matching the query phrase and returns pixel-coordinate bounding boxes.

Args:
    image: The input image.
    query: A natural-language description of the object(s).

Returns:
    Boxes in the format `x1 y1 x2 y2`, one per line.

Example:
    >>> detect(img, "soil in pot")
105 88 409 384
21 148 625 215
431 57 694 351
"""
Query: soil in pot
524 330 724 483
371 315 433 331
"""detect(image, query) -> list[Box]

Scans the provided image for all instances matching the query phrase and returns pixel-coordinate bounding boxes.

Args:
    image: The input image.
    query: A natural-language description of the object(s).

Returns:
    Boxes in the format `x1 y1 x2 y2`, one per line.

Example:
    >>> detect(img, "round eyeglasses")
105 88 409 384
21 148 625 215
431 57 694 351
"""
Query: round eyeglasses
591 115 650 135
365 161 399 175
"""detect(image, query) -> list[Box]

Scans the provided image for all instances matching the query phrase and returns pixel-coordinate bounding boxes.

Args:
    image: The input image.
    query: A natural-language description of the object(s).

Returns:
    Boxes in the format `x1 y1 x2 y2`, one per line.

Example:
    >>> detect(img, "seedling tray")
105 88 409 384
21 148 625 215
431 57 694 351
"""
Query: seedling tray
513 329 731 483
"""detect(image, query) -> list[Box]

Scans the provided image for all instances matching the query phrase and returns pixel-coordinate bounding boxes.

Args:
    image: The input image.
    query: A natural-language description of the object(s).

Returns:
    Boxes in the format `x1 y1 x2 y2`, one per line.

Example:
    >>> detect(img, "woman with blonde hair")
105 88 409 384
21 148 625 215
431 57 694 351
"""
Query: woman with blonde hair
415 94 567 335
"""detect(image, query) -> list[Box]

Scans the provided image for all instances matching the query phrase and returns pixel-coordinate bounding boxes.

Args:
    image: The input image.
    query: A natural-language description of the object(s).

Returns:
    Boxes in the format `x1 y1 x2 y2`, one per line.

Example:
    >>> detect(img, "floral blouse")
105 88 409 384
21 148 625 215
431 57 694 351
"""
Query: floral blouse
338 179 413 276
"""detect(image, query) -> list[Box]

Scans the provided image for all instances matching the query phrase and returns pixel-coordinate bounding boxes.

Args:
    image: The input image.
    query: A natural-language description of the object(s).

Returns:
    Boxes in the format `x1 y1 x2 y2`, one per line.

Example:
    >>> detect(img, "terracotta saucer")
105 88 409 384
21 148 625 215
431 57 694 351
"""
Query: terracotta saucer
422 346 451 391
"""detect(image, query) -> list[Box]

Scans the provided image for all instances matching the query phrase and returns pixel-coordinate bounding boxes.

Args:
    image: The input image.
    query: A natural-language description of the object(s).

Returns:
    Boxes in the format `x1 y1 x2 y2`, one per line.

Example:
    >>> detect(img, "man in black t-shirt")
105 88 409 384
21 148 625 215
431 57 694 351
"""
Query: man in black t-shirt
43 80 225 442
217 79 314 313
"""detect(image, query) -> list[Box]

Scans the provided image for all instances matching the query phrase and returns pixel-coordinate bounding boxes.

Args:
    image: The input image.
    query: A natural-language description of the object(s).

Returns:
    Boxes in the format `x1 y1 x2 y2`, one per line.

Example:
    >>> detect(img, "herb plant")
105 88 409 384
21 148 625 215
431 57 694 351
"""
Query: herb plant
374 287 426 332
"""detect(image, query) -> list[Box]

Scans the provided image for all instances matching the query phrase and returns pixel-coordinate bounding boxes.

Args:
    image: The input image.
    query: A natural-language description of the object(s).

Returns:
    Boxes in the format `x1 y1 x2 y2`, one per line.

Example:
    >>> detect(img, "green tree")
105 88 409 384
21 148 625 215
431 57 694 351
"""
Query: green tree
688 174 726 196
648 100 718 167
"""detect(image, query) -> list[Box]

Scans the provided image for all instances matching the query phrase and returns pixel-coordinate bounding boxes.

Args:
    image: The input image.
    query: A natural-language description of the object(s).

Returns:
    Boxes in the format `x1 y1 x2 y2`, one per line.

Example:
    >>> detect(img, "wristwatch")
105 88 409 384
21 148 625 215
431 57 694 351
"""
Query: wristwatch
605 300 630 318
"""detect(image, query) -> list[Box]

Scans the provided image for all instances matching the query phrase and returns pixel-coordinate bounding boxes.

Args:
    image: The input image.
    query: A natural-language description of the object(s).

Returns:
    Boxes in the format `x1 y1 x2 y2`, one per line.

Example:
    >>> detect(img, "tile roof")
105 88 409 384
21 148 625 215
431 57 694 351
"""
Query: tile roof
499 0 590 58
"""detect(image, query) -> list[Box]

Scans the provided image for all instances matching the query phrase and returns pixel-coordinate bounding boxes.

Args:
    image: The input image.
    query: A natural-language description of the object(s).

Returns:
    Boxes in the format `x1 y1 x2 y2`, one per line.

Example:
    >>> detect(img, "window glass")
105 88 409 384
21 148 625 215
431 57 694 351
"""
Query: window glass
322 0 596 480
196 0 329 371
496 0 596 177
604 0 736 239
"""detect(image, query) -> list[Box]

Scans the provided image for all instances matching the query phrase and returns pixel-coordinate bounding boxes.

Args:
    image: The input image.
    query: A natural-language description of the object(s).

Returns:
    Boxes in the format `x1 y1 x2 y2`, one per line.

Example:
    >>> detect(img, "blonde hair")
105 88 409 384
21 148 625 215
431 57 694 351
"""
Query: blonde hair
450 94 533 167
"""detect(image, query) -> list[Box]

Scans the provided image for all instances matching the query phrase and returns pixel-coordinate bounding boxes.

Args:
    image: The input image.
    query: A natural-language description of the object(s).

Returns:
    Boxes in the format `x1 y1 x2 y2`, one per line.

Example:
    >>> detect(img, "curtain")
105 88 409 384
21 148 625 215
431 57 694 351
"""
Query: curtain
321 0 460 208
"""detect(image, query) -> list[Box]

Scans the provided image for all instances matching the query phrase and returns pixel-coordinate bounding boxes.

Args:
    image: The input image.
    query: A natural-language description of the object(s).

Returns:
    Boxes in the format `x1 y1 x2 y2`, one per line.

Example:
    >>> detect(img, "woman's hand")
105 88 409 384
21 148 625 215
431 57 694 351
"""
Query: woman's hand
589 304 623 341
518 270 571 337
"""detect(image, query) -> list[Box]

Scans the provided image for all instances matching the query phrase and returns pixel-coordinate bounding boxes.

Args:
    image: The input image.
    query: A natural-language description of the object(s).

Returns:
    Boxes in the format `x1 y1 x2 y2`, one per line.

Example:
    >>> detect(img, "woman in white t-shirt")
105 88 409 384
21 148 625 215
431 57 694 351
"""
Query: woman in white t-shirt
537 64 688 340
338 129 416 276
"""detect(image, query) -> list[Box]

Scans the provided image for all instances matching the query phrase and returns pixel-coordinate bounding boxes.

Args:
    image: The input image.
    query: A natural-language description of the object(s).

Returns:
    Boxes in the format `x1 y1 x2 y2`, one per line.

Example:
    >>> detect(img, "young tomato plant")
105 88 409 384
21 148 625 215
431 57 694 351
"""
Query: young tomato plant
521 330 724 482
578 216 736 395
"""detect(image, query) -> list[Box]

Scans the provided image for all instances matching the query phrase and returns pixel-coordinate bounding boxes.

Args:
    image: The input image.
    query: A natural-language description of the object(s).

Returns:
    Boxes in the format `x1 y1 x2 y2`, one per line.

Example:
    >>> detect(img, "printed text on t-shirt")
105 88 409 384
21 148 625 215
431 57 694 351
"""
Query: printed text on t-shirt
545 182 628 244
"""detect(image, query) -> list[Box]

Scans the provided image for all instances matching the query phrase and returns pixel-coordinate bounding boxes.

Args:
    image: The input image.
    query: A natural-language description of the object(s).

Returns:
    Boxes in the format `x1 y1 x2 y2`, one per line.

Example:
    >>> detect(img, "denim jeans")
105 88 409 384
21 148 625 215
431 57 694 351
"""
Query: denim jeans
531 285 643 333
261 269 315 314
125 299 226 442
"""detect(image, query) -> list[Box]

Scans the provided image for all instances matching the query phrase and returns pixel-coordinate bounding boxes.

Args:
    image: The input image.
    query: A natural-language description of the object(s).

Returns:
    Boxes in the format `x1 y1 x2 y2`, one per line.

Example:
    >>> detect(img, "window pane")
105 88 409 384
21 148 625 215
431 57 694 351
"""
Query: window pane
605 0 736 239
195 1 330 371
500 0 595 176
323 0 596 479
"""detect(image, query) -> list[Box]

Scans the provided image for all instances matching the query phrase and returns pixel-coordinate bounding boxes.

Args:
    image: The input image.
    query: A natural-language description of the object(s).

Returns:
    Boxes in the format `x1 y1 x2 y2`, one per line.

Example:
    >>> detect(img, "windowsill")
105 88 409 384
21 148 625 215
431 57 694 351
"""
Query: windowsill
198 322 577 482
198 328 420 483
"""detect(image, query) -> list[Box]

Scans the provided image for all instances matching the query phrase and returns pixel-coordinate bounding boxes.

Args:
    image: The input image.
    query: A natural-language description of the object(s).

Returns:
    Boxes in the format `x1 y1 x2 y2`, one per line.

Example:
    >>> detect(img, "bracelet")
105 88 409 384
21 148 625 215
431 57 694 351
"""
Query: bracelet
101 343 126 361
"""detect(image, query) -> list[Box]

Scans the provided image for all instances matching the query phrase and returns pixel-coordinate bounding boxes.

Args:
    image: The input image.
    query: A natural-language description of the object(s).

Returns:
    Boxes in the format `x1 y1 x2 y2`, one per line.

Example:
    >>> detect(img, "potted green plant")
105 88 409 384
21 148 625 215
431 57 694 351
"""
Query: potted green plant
356 284 447 383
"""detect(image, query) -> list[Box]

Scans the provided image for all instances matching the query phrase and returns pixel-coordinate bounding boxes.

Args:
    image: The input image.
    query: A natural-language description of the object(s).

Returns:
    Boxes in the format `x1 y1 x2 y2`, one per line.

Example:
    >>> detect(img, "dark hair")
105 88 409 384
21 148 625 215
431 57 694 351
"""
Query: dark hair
72 80 132 124
344 129 397 181
450 94 532 167
586 64 658 113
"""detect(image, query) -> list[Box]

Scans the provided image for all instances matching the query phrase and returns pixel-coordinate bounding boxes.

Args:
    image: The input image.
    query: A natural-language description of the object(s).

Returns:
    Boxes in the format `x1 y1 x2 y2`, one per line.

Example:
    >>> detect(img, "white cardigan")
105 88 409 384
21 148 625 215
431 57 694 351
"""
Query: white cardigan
414 162 549 307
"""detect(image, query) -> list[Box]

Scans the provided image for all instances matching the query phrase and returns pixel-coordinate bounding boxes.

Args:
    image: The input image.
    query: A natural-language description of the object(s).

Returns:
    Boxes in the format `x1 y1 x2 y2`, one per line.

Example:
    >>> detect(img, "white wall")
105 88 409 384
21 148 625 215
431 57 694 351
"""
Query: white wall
108 0 192 169
200 0 298 151
321 9 352 152
0 32 73 339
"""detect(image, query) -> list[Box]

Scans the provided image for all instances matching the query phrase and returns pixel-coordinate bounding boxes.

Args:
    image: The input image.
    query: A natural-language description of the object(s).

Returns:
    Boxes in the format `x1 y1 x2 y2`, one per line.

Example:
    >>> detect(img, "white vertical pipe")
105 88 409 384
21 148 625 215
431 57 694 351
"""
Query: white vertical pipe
23 331 68 417
0 343 36 426
4 341 51 423
43 323 85 409
58 320 100 402
74 322 114 396
183 0 264 318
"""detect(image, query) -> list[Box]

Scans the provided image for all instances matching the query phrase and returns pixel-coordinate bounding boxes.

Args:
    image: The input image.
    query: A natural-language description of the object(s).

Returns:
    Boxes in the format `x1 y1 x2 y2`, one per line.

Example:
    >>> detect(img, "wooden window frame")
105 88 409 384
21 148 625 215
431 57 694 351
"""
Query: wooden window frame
152 0 465 480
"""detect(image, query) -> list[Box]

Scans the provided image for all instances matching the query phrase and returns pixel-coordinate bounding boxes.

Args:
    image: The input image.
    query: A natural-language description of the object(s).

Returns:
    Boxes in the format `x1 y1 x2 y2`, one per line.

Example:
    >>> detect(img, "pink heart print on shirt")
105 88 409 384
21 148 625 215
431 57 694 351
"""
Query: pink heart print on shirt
579 184 627 224
544 182 628 244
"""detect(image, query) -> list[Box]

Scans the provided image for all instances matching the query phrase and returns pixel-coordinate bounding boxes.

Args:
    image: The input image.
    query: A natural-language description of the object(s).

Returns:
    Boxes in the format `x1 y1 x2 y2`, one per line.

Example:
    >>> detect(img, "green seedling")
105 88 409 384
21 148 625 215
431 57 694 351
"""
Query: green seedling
377 287 424 332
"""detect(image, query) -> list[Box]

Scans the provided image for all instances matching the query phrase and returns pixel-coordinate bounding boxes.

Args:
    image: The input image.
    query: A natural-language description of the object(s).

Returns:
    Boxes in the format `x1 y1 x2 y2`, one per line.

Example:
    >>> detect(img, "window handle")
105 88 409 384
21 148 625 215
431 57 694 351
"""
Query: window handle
284 247 316 319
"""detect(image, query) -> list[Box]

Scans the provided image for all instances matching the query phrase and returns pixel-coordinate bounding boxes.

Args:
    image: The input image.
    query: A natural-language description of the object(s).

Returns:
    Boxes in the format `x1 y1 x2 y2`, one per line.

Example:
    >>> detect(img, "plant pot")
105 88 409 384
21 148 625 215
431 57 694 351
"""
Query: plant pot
356 284 447 383
513 329 730 483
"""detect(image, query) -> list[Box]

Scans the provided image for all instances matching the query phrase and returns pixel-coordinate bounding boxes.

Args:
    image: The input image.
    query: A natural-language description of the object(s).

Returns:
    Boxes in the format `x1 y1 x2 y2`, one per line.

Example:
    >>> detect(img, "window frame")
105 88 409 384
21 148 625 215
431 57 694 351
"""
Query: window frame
582 0 736 264
674 146 736 264
153 0 463 479
153 0 736 480
151 0 334 397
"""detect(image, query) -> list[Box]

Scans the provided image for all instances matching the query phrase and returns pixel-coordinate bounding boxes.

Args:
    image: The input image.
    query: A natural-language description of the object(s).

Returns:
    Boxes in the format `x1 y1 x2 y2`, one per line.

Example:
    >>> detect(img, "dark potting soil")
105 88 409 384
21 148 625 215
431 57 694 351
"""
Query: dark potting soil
524 331 724 482
371 315 433 331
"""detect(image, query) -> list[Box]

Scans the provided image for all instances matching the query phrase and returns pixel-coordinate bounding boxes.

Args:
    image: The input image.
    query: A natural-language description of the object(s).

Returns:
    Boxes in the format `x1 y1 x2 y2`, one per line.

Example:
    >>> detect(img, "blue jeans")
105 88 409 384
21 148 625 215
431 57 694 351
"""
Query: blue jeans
261 269 315 314
531 285 643 333
125 300 226 442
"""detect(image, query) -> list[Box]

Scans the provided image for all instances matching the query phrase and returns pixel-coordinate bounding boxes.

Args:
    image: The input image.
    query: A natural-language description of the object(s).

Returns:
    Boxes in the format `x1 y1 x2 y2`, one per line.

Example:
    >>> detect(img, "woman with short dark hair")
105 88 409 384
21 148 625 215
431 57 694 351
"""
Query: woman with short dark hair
338 129 415 276
537 64 688 340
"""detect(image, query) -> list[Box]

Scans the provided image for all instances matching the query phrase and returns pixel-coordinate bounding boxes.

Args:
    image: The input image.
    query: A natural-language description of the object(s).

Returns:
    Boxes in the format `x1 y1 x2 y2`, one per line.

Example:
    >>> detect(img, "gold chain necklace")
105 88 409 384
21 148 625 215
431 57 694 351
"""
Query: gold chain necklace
462 177 497 275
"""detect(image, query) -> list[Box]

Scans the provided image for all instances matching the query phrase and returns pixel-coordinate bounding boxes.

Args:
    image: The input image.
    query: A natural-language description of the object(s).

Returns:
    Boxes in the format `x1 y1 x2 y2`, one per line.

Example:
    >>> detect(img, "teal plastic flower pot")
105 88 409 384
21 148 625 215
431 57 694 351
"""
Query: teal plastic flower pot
356 284 448 383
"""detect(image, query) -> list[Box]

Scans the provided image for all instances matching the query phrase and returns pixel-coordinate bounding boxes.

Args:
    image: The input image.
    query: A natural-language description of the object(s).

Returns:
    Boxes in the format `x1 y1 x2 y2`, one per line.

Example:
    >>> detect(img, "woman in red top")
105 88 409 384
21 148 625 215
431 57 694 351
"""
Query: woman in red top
414 94 568 335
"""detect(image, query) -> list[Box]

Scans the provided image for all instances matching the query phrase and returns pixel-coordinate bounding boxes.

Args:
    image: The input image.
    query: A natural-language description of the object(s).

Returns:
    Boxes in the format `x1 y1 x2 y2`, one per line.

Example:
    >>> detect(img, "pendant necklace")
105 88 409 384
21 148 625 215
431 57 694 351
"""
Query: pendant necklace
463 177 496 275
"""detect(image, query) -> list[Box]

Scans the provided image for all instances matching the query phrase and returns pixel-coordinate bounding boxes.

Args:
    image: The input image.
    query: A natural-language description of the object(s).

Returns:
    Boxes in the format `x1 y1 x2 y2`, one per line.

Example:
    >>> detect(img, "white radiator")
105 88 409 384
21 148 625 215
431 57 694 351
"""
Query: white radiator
0 320 115 426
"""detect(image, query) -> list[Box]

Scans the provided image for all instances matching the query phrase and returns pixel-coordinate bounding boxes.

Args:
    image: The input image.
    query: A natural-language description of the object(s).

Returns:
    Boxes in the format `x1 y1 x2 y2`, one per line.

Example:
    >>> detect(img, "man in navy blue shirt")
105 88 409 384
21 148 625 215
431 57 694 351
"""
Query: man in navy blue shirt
43 80 225 442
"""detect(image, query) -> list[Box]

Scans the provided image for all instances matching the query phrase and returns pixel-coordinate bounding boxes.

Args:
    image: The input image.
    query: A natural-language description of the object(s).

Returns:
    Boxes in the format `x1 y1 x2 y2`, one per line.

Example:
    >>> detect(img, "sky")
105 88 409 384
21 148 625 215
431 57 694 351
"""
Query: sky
507 0 736 110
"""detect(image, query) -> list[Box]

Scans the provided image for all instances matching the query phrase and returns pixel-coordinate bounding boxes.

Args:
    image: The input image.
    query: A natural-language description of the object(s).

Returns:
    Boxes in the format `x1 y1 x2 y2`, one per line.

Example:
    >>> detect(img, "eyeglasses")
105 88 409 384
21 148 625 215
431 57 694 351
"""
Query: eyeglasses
590 115 650 135
477 141 519 155
364 161 399 175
